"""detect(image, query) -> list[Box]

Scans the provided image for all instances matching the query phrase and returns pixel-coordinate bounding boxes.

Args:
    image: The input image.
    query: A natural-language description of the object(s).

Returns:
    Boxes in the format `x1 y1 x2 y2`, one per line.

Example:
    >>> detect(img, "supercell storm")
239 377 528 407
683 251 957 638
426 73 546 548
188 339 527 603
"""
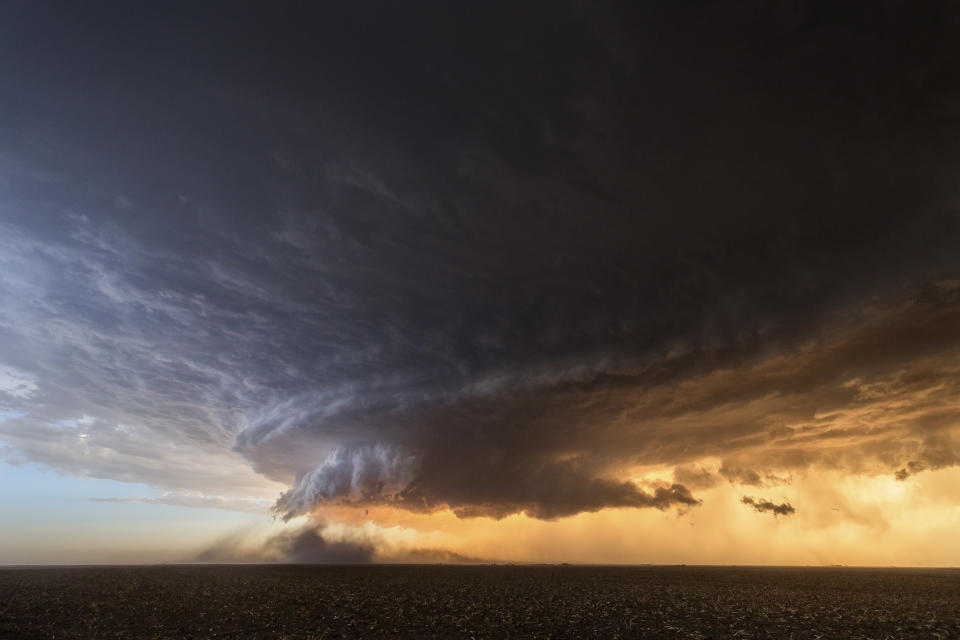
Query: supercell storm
1 3 959 527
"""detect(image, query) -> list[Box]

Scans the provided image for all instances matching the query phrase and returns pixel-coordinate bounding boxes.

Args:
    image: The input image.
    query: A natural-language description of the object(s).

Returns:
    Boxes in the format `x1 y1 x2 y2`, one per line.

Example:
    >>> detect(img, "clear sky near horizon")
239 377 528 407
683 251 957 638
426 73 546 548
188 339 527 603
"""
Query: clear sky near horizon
1 1 959 566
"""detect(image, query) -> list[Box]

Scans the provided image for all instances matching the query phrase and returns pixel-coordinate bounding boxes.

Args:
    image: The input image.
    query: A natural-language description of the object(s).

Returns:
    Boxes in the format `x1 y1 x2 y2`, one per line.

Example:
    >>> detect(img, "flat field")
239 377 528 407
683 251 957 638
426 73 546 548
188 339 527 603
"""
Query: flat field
1 565 957 639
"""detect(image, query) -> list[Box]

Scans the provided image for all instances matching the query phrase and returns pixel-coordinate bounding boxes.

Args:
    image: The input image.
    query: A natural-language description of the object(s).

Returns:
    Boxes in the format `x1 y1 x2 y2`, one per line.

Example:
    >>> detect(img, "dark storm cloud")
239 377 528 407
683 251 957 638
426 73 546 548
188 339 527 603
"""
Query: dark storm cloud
718 464 791 488
719 465 765 487
1 2 959 519
252 284 960 519
672 465 722 491
893 438 960 481
740 496 796 517
272 442 701 521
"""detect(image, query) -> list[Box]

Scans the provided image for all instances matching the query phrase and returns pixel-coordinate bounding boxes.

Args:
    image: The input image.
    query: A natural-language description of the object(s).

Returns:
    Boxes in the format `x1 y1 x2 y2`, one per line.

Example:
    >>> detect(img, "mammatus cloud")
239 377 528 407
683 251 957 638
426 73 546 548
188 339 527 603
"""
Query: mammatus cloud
740 496 796 517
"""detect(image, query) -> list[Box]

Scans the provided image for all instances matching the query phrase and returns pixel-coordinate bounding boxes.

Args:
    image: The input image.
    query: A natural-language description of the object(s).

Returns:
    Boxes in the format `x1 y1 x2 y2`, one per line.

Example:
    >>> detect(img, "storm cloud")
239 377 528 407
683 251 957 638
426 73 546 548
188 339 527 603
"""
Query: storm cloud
1 2 959 526
740 496 796 517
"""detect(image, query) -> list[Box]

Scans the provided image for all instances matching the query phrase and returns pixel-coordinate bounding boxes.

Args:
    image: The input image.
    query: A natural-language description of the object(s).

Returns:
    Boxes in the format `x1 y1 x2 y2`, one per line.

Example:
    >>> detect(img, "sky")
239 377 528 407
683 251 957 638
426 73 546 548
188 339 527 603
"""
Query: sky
1 1 959 566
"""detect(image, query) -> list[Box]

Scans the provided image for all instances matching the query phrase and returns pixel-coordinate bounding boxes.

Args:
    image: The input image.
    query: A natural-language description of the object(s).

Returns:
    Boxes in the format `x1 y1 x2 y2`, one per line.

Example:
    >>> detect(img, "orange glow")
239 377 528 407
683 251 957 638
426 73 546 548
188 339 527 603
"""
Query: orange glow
296 464 960 567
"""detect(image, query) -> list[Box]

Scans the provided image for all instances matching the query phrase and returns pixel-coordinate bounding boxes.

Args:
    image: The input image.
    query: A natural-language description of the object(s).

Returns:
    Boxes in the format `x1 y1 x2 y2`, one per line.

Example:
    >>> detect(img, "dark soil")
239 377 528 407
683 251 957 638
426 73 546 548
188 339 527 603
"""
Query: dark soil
0 565 957 639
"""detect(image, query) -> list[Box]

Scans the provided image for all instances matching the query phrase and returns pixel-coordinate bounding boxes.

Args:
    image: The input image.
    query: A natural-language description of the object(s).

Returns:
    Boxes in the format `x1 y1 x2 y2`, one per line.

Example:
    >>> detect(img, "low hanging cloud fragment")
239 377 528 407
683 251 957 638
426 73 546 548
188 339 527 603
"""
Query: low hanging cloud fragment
894 461 926 481
672 465 722 490
740 496 796 516
719 464 766 487
719 463 792 488
893 434 960 480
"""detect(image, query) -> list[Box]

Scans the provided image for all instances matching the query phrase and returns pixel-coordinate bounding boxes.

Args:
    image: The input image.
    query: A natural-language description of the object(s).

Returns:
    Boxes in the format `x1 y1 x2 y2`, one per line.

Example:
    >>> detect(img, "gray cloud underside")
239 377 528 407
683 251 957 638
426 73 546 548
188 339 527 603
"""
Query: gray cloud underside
1 3 959 518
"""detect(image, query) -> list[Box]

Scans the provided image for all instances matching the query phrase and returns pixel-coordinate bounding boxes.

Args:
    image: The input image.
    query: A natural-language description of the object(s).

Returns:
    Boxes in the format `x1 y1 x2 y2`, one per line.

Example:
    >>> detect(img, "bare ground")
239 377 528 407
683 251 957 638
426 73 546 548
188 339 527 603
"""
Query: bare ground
0 565 957 639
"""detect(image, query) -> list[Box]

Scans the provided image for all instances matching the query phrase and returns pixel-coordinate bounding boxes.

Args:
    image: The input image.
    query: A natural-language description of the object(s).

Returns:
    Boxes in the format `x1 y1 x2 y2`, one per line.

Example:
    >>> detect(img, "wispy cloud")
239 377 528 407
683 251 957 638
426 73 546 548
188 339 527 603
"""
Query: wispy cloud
0 366 37 399
90 492 271 514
